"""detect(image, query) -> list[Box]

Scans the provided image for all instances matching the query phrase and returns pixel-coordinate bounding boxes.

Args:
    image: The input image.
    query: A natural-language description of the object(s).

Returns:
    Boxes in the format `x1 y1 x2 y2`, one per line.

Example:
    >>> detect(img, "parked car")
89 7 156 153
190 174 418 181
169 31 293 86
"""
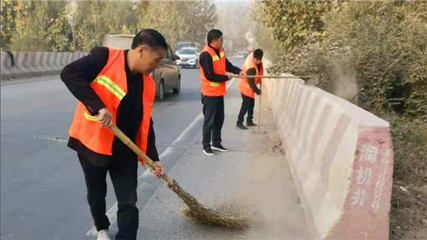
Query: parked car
102 34 181 100
175 47 198 68
175 41 198 53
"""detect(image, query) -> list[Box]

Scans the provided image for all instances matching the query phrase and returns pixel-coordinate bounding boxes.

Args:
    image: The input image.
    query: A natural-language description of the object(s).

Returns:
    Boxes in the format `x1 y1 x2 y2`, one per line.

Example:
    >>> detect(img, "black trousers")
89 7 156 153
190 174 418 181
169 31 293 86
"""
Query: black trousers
202 95 224 149
237 93 255 124
78 153 138 240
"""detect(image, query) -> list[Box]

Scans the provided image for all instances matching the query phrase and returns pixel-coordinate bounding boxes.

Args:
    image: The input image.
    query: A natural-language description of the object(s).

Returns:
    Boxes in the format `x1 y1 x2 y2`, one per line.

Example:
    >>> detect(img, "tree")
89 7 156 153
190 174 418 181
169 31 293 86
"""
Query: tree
8 1 72 51
1 0 22 51
2 0 217 52
177 0 217 45
137 1 185 48
71 0 136 51
136 0 217 48
258 1 334 51
216 2 254 54
323 1 427 117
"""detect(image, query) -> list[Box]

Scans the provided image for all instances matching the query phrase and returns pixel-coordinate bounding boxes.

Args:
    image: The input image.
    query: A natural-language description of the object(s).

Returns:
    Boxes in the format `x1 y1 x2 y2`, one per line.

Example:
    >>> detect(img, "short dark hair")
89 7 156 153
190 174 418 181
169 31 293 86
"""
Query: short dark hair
253 49 263 60
132 29 167 50
207 29 223 44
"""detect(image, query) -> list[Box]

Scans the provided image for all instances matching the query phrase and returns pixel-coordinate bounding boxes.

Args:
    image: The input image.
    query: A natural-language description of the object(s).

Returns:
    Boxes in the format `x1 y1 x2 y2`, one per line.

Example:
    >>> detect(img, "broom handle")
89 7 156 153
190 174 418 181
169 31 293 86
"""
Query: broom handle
108 124 174 185
228 75 309 79
108 124 211 211
257 82 262 131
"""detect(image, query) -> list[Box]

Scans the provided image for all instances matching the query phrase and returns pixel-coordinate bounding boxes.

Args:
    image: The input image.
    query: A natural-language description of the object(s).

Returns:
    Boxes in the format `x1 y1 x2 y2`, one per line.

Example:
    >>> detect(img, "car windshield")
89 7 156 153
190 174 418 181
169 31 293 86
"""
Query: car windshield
176 42 194 49
179 49 196 55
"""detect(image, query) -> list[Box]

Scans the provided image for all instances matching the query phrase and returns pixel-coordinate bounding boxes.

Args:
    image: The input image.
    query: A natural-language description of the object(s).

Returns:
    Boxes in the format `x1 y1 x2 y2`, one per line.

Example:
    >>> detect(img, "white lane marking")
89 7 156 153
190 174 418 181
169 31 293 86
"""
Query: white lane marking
87 78 236 236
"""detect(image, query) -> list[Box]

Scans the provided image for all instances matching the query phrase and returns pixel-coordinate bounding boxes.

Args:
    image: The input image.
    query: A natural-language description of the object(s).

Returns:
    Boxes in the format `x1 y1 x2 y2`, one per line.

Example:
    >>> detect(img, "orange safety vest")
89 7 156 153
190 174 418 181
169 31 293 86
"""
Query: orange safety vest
68 48 155 164
238 53 264 98
199 45 226 96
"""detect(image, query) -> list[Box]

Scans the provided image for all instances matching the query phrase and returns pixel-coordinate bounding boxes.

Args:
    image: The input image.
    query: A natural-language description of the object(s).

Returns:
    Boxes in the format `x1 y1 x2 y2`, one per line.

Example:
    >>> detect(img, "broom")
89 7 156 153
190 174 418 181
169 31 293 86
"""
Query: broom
108 124 250 229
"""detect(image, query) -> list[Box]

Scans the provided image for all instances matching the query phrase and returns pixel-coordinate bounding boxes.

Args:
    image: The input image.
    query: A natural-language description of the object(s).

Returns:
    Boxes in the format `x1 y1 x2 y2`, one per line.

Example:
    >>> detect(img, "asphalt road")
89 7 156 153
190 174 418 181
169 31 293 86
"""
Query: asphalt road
1 58 312 240
0 58 253 240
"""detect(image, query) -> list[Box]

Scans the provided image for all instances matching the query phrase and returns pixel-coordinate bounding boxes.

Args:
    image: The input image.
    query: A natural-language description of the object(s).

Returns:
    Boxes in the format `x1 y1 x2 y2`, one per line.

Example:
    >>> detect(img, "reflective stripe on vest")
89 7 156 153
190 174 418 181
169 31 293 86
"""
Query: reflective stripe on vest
83 111 97 121
68 48 155 165
94 75 126 100
200 45 226 96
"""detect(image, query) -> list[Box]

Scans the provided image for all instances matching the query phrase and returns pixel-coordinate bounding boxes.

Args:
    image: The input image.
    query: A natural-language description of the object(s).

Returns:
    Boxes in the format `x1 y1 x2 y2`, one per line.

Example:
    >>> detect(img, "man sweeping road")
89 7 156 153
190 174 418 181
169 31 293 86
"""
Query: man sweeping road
236 49 264 130
199 29 245 156
61 29 165 240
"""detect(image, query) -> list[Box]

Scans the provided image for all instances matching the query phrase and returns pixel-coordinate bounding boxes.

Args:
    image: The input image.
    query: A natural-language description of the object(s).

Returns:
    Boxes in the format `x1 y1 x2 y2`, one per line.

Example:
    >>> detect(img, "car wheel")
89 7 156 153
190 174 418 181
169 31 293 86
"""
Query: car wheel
173 76 181 94
158 80 165 100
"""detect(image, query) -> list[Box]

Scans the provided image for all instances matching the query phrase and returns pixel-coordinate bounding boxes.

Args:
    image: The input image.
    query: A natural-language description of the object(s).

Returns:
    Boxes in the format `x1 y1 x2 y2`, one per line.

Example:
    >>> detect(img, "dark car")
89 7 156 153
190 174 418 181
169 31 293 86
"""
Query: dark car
103 34 181 100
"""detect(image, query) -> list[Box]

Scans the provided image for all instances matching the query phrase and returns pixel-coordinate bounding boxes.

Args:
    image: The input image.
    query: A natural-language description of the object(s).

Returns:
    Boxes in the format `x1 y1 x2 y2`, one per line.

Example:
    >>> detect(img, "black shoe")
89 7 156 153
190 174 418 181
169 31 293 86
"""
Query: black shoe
236 123 248 130
203 147 215 156
211 143 229 152
247 122 257 127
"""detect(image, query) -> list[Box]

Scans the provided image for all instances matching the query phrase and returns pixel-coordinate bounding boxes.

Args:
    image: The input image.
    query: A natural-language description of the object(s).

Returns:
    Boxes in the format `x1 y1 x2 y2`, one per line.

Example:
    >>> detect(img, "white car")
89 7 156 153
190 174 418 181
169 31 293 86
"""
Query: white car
176 47 199 68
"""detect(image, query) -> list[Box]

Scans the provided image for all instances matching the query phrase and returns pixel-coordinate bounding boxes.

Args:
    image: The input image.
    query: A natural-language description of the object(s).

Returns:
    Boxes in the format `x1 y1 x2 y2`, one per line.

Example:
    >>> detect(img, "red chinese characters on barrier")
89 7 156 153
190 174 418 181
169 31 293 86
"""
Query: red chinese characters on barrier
341 127 394 239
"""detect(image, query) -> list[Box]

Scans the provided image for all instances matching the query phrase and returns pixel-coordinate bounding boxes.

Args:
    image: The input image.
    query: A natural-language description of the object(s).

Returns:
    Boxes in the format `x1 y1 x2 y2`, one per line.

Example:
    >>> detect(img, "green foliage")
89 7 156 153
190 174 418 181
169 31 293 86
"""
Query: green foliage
257 0 427 183
253 19 282 62
258 0 333 51
71 0 137 51
256 3 427 238
1 0 21 51
180 0 217 46
259 1 427 121
137 0 216 48
254 1 338 91
137 2 187 49
1 0 217 52
324 1 427 120
5 1 72 51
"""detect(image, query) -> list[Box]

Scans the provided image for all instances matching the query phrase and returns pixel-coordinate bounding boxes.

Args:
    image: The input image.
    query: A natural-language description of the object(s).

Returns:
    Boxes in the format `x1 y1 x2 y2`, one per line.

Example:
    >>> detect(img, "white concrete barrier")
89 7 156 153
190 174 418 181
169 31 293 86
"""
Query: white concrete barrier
263 61 394 239
0 51 87 79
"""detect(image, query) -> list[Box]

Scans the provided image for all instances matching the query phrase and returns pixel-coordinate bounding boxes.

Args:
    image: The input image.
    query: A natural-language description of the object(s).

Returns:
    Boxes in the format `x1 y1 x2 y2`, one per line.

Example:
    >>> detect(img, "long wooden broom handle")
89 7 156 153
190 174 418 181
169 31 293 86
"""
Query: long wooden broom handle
228 75 311 79
257 82 262 131
108 124 174 185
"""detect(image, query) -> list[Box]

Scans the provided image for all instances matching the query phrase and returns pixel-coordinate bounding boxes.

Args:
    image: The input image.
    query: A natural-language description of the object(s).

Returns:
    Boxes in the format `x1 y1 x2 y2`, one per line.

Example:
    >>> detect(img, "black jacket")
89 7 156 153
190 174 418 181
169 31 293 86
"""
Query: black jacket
198 45 241 82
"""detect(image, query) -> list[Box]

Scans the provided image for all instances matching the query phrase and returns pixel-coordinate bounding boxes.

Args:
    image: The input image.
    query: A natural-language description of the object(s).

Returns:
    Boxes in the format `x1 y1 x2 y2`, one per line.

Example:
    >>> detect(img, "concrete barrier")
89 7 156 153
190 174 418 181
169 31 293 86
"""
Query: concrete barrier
0 51 86 80
263 61 394 239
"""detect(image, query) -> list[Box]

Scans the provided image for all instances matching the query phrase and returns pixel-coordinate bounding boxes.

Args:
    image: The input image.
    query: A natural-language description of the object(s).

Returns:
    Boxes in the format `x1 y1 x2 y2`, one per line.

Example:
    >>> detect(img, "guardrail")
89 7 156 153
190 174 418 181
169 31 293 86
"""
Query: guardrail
263 60 393 239
1 51 86 80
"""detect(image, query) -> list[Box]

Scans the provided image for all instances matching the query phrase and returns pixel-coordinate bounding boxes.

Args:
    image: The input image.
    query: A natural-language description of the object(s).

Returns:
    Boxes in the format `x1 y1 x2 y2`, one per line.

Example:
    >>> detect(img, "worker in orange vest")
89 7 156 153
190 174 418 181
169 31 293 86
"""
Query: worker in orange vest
237 49 264 129
199 29 245 156
61 29 165 240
